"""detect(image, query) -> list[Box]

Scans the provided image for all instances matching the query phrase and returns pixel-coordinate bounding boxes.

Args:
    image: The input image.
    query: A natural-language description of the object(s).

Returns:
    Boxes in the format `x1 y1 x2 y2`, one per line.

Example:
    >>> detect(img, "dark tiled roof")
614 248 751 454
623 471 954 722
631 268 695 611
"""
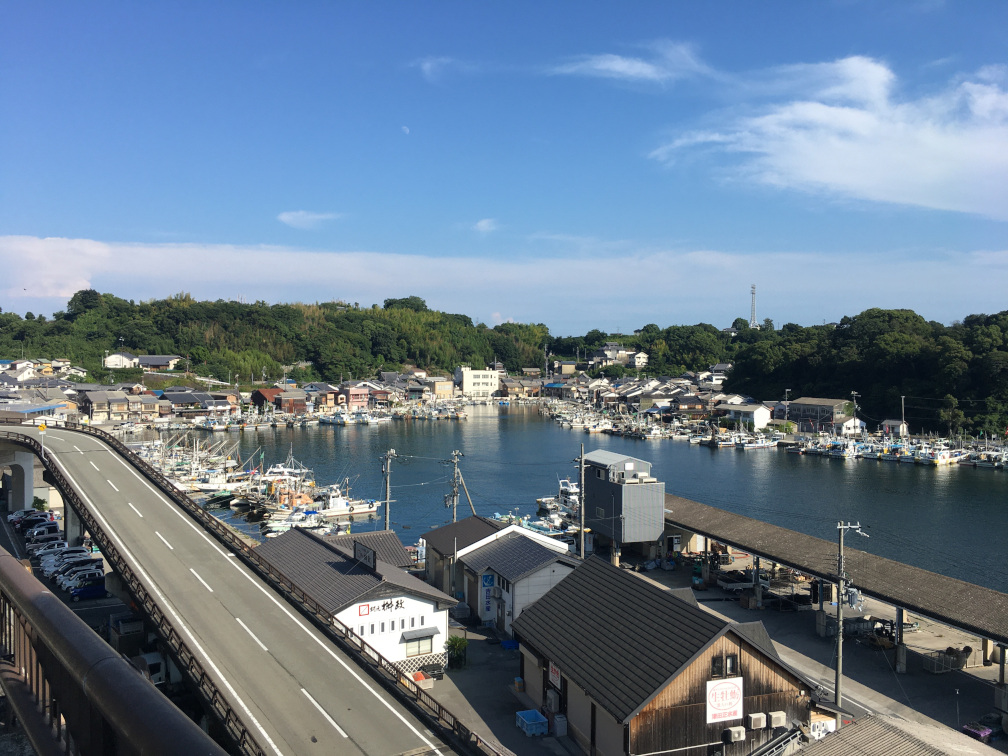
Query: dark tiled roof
663 494 1008 646
511 556 728 723
421 515 506 558
799 716 948 756
255 529 453 615
460 533 577 583
324 530 414 569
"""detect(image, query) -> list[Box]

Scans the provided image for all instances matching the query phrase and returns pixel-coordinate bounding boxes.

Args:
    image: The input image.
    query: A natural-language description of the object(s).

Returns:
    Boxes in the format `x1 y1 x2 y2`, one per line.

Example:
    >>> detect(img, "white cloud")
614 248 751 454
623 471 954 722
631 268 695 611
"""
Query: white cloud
3 235 1004 336
414 56 474 83
651 57 1008 221
277 210 341 230
401 125 410 135
473 218 498 234
550 41 712 84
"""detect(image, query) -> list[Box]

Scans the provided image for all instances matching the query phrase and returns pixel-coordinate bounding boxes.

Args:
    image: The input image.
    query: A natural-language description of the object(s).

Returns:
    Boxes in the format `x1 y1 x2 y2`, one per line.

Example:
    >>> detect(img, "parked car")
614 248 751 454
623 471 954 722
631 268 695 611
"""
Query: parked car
7 507 38 523
60 570 104 591
16 513 54 533
69 581 110 602
40 548 90 570
40 554 90 576
26 535 66 554
47 556 98 580
26 522 62 540
30 541 70 561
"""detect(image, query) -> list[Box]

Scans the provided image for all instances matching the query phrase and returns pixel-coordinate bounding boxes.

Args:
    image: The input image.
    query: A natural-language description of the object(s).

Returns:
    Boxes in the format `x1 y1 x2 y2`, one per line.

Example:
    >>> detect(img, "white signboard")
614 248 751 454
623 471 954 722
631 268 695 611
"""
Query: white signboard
706 677 743 724
549 661 561 688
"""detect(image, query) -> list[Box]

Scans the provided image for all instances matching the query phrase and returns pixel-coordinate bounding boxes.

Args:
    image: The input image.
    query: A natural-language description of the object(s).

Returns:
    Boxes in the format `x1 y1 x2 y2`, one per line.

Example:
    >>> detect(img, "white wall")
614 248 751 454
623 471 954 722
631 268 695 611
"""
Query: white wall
507 562 575 636
336 594 447 665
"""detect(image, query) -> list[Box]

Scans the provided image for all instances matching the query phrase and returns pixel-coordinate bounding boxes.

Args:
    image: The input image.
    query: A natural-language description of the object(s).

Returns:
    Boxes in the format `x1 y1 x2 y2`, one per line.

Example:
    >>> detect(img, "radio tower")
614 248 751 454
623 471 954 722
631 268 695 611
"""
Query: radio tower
749 284 758 329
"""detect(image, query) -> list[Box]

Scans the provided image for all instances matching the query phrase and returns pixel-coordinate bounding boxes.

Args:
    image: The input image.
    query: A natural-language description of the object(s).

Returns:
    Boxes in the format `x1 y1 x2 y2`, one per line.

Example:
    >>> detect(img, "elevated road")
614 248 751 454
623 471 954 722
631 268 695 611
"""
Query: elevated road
22 425 449 756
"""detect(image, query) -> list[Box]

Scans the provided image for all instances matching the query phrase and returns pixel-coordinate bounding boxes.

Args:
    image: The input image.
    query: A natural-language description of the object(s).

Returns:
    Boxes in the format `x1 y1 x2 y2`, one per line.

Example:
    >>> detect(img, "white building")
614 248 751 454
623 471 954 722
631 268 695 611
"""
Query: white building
457 530 578 637
718 402 772 430
104 352 139 369
256 528 455 676
454 366 500 398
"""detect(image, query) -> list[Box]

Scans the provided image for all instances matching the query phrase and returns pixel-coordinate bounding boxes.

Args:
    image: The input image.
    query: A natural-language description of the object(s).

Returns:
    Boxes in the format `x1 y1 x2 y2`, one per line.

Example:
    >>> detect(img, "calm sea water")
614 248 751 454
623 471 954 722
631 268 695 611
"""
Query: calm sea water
216 405 1008 592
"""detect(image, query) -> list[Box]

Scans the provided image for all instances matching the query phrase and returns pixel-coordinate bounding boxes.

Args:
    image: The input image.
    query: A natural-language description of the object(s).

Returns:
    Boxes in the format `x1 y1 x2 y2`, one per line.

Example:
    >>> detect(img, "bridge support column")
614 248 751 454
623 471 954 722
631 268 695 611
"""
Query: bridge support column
63 505 87 547
753 556 763 609
0 451 38 511
895 607 907 673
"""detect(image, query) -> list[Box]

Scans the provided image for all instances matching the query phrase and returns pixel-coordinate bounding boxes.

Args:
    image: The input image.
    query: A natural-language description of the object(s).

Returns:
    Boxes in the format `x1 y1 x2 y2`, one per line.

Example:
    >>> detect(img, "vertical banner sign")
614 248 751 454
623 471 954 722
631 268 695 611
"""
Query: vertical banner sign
482 573 494 614
706 677 743 723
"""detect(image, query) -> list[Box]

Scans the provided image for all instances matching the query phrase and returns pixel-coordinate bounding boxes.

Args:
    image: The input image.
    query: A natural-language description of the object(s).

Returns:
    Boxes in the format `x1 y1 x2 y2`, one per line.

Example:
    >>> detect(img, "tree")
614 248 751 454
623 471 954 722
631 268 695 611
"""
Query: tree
938 394 965 435
383 296 428 312
762 318 774 332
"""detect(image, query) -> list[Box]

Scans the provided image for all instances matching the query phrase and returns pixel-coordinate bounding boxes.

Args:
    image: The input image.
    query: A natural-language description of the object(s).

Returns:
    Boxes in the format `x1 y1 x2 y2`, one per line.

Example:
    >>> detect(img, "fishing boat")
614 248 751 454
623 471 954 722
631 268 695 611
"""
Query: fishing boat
536 477 580 518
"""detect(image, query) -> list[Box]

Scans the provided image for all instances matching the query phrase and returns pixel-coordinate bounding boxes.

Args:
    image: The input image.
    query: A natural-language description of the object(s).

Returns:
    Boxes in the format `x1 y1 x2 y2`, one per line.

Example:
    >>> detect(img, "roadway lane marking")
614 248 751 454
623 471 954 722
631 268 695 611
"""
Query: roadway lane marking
73 446 84 454
53 447 285 756
47 434 68 442
190 568 214 593
105 440 441 754
155 531 174 550
301 689 347 738
89 461 100 471
107 479 119 492
127 502 144 518
236 617 268 652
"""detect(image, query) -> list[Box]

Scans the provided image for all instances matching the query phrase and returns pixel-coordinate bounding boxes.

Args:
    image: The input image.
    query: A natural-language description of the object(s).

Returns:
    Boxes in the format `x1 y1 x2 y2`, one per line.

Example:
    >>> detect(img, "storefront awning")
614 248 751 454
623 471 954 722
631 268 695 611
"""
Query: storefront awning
400 626 440 643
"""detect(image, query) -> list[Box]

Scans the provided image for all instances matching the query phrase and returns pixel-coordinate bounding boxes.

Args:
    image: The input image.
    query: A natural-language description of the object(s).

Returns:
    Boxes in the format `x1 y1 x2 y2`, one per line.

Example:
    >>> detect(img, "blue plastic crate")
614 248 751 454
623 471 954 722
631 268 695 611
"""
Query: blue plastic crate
516 709 548 736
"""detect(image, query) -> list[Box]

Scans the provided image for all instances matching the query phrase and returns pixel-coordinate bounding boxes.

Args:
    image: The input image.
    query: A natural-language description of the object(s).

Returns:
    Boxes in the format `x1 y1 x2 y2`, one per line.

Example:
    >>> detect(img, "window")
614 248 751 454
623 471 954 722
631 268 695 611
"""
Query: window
401 619 405 630
410 617 415 628
726 654 737 676
405 637 433 657
370 623 375 635
711 656 724 678
380 622 385 633
420 615 425 626
359 625 364 636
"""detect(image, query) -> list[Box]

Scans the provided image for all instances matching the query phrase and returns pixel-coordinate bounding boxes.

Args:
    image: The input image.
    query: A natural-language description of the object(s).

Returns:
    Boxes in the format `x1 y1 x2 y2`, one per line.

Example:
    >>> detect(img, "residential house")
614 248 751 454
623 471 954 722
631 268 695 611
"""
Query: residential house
718 403 772 431
338 383 370 412
421 516 507 597
582 451 664 560
454 367 499 399
423 377 454 402
275 389 308 414
456 531 578 636
137 354 182 371
104 352 139 369
251 388 283 411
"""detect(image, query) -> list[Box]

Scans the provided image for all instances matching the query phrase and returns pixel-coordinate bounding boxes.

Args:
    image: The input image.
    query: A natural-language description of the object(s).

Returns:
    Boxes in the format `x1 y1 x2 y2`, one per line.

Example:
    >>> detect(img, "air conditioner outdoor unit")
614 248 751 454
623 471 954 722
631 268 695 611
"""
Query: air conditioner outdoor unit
721 726 745 744
491 586 502 599
768 711 787 728
748 713 766 730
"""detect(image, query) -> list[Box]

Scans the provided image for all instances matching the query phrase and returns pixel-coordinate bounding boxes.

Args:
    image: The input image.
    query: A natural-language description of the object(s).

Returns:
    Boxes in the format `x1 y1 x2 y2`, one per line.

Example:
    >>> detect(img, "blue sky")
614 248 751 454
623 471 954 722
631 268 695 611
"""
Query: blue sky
2 2 1005 336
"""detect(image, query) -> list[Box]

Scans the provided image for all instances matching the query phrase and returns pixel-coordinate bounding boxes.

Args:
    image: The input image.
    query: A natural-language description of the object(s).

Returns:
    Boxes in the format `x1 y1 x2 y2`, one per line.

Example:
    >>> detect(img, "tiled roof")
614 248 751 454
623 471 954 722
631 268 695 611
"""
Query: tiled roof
798 716 949 755
511 556 729 723
324 530 414 569
460 533 578 583
421 515 506 558
255 529 453 615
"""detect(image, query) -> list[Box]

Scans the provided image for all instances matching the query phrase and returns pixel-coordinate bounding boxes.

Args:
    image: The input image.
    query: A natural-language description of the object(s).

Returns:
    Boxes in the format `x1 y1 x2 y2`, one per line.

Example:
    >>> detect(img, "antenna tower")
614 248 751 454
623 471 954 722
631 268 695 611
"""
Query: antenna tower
749 284 758 329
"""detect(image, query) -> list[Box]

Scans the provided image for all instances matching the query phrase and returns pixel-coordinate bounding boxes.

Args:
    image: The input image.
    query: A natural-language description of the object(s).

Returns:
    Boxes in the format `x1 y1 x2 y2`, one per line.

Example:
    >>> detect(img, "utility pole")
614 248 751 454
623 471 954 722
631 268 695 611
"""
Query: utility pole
382 449 397 530
835 521 868 728
450 450 462 523
578 443 586 558
784 388 791 430
850 391 859 436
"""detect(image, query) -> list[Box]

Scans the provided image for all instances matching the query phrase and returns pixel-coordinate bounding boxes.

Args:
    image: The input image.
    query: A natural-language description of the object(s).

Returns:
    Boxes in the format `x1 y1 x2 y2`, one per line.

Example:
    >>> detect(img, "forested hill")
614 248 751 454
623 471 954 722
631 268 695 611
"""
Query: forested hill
2 290 1007 434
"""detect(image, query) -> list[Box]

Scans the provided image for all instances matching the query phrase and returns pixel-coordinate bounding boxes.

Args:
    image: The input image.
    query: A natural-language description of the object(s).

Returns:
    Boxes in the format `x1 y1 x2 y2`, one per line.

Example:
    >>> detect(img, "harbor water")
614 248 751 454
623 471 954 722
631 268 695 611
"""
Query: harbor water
215 405 1007 592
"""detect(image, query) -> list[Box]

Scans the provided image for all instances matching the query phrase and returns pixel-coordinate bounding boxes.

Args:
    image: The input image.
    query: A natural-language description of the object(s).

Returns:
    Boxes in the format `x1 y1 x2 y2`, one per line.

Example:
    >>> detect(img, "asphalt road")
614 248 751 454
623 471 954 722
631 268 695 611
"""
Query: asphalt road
27 426 448 756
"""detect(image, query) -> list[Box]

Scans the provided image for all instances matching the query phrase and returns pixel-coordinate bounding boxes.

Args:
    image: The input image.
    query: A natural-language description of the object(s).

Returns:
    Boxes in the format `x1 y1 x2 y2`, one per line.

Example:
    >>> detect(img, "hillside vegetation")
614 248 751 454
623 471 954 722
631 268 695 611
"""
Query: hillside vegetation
2 291 1007 435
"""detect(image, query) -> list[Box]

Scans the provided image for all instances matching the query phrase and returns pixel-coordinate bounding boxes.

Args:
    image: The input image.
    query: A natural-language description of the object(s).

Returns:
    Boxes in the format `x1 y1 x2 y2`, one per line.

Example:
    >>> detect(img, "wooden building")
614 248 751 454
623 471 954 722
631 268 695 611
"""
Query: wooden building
511 557 817 756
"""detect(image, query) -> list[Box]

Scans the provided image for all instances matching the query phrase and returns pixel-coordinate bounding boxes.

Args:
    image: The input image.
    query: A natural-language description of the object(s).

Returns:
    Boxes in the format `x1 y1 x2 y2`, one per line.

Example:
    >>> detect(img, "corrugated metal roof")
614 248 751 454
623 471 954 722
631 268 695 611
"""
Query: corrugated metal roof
324 530 414 569
664 494 1008 646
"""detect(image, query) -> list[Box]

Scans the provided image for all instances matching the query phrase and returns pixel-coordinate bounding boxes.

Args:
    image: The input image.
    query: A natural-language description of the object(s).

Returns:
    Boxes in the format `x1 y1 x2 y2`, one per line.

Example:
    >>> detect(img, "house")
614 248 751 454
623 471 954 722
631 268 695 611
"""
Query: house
250 388 283 410
423 377 454 401
582 451 664 562
456 531 578 637
881 419 909 438
787 398 849 433
255 529 455 676
421 516 507 597
275 389 307 414
511 557 817 756
338 383 369 411
137 354 181 371
81 390 129 423
104 352 139 369
717 403 772 431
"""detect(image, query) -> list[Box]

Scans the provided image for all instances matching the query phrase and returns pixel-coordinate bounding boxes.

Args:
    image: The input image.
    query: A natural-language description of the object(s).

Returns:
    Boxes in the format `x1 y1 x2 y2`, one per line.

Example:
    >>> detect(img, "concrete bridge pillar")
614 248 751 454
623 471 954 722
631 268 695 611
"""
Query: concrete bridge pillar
753 556 763 609
63 505 87 546
0 449 38 512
